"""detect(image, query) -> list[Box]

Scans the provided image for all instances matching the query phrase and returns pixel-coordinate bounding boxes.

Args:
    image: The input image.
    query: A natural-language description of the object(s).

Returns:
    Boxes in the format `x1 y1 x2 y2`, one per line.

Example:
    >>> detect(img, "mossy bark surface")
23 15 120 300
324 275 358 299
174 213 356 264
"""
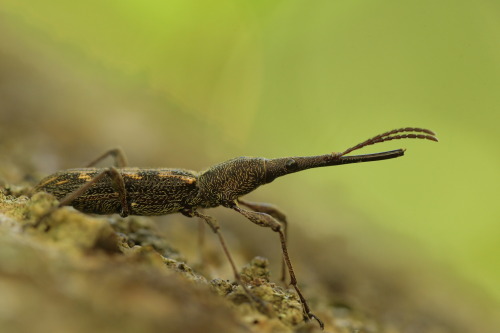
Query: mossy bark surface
0 183 485 333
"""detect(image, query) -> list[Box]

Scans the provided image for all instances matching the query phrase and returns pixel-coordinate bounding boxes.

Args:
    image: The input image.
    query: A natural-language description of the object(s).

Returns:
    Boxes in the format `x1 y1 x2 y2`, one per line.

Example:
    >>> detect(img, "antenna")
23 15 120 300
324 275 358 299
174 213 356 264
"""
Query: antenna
339 127 438 157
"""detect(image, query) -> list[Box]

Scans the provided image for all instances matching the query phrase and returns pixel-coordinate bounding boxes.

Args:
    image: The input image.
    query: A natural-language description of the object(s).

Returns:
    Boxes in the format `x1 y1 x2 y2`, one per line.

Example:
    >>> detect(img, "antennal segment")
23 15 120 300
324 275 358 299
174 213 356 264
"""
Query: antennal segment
339 127 438 157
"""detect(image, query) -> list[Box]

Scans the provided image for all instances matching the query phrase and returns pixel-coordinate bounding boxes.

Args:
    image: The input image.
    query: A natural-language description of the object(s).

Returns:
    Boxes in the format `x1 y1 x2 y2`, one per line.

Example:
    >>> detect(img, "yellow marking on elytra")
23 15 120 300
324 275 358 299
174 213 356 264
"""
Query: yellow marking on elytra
180 176 196 184
123 173 143 180
37 176 58 188
157 172 196 184
55 179 69 185
78 173 92 181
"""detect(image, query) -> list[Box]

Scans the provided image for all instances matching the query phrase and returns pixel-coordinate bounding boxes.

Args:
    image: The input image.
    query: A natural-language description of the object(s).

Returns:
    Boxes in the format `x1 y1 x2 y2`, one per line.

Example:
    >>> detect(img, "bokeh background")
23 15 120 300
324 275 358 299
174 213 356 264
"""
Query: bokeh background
1 0 499 329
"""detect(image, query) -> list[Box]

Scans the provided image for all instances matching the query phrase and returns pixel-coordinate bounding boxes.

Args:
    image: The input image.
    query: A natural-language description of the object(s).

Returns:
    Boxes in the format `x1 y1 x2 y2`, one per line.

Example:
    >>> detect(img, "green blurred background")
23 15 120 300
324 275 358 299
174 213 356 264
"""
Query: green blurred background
1 0 499 325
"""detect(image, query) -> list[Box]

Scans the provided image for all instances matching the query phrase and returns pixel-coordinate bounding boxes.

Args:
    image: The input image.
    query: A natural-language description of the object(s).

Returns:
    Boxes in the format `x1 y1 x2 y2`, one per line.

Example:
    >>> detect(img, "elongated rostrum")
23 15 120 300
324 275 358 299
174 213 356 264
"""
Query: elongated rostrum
34 127 438 329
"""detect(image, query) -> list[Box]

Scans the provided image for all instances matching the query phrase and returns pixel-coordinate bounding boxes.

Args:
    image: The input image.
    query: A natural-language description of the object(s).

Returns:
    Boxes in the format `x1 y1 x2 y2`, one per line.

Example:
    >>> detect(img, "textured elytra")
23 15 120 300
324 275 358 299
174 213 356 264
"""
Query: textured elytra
35 168 200 215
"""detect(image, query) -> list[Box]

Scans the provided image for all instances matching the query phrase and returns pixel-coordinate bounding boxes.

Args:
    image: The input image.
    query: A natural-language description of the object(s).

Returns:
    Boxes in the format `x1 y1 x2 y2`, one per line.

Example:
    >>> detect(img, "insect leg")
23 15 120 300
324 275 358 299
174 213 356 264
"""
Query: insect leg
237 199 288 283
197 217 207 265
230 204 324 329
191 210 271 314
32 167 130 229
85 147 128 167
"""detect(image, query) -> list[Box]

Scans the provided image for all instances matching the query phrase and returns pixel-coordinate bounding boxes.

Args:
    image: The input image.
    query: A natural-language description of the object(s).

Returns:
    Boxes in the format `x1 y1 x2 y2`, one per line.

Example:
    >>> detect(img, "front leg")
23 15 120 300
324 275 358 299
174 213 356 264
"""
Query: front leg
229 203 324 329
237 198 289 283
237 199 287 224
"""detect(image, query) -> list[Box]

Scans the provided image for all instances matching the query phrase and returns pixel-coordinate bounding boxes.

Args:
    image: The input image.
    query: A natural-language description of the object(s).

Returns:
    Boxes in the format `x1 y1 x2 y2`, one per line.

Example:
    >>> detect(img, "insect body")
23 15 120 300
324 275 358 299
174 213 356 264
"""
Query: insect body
33 127 438 329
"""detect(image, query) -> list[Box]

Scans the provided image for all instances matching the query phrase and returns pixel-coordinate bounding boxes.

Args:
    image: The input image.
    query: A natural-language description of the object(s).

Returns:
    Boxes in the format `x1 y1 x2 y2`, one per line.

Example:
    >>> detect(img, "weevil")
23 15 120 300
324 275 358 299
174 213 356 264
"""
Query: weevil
33 127 438 329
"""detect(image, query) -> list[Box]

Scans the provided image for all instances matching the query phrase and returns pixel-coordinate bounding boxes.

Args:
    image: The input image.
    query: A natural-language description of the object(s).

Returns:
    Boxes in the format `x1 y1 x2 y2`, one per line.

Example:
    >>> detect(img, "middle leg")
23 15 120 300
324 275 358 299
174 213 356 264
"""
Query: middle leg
188 209 271 315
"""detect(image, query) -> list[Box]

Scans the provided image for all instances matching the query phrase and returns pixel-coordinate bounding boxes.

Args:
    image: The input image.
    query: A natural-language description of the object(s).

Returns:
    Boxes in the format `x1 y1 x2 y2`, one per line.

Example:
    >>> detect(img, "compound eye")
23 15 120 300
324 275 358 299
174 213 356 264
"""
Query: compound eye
285 159 298 171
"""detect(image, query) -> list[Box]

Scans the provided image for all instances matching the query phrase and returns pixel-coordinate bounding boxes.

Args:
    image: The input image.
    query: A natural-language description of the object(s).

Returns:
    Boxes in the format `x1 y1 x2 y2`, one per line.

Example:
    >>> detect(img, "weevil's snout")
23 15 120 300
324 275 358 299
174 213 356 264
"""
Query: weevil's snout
197 157 267 206
264 158 300 183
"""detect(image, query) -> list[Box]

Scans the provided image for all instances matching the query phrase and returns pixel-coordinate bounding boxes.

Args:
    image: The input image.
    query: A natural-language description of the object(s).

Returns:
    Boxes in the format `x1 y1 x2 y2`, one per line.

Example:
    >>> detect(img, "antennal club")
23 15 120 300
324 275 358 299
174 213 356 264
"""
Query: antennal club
339 127 438 157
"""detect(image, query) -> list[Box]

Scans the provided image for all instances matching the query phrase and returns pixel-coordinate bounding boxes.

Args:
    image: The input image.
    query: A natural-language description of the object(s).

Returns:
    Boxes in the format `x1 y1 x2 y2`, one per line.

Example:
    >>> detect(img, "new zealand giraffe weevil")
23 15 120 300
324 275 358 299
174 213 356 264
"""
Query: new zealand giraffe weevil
32 127 438 329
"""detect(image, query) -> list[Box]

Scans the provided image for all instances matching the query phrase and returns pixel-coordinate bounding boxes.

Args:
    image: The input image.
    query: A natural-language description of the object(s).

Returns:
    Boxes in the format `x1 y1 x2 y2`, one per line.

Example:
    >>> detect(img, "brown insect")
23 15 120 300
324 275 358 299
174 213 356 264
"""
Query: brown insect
33 127 438 329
